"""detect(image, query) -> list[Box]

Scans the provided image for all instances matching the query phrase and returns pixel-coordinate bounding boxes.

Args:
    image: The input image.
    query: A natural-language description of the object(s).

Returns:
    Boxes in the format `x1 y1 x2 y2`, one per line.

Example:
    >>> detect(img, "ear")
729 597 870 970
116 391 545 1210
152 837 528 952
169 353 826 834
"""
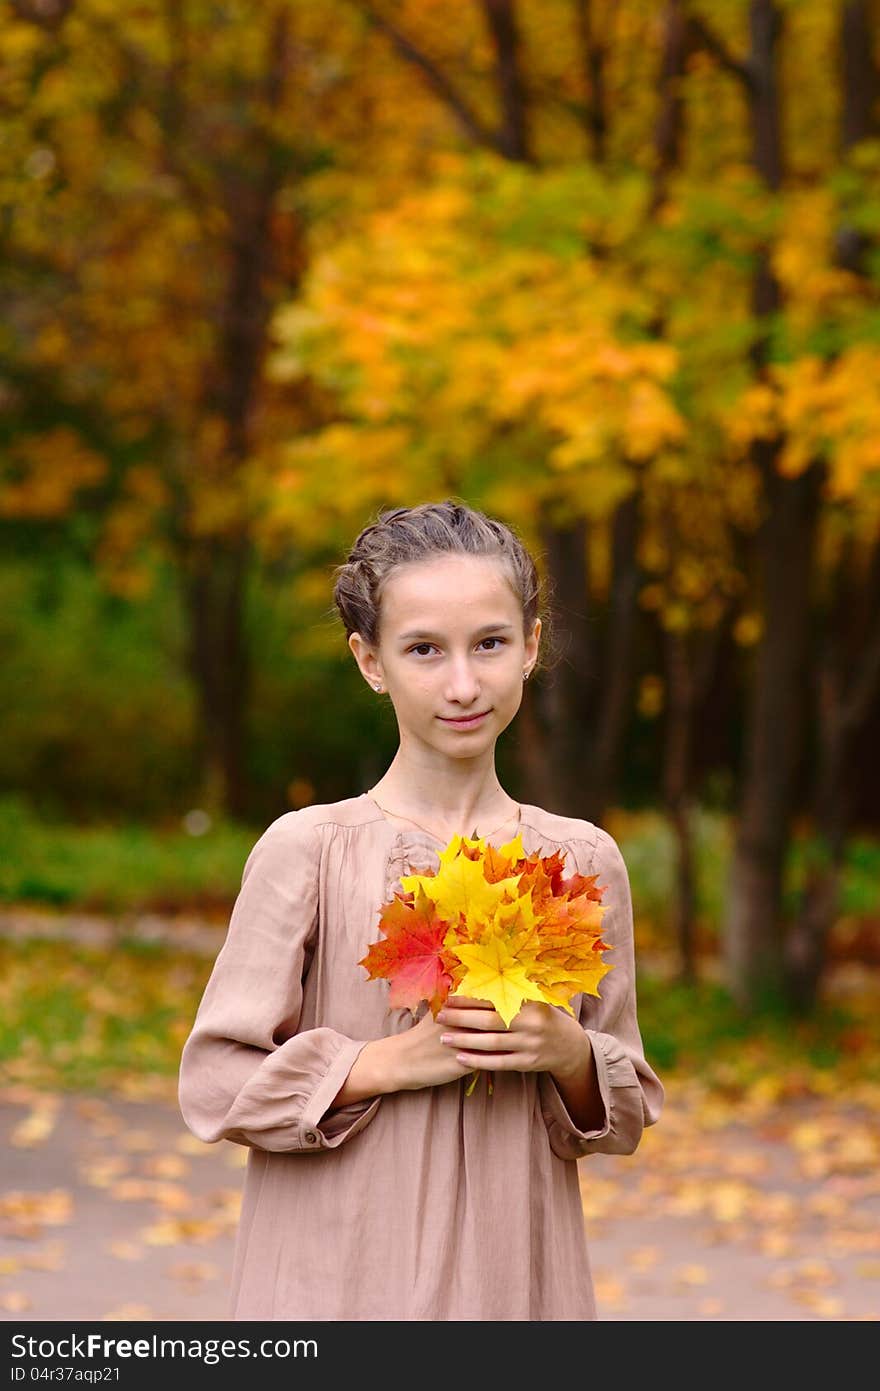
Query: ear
349 632 383 690
525 617 541 670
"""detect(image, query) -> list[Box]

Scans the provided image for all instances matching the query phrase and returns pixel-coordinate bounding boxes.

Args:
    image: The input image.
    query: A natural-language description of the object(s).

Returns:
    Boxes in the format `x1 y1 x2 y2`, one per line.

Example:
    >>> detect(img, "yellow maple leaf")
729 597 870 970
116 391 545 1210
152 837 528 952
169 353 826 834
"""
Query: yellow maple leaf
399 833 522 923
451 936 551 1027
498 831 526 862
537 958 614 1005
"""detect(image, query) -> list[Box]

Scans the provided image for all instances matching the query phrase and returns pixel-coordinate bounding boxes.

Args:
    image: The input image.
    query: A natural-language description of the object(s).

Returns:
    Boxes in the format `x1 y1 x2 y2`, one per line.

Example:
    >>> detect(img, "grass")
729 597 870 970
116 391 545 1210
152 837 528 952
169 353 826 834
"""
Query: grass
3 795 879 933
0 794 257 914
635 971 878 1080
604 804 880 944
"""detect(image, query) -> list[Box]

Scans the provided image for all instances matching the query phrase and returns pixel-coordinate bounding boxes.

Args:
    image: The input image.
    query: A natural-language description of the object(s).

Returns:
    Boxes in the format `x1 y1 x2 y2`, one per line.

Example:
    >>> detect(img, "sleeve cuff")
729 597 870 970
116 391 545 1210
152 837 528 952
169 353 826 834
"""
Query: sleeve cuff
297 1037 382 1151
539 1029 612 1157
539 1029 645 1160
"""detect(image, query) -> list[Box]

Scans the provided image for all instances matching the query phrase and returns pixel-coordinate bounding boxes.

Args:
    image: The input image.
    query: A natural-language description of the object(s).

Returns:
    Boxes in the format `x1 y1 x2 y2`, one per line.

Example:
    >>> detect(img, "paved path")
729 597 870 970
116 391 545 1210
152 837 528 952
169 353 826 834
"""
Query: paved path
1 1084 878 1322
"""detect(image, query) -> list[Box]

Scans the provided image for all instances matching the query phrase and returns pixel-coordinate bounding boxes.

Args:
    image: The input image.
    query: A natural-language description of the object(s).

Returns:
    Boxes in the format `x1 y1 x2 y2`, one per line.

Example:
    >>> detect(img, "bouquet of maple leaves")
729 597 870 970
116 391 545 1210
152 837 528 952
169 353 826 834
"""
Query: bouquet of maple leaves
359 828 613 1096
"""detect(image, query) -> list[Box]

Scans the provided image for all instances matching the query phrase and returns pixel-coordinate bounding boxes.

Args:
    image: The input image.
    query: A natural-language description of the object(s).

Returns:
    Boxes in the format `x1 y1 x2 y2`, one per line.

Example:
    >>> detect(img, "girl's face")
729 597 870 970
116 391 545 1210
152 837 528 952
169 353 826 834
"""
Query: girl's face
352 553 540 756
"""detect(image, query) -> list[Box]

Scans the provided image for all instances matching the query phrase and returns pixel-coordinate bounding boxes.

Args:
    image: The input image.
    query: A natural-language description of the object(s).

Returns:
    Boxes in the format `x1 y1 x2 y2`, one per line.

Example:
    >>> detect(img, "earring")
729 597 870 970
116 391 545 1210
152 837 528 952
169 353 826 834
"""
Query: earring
523 670 530 681
373 682 382 692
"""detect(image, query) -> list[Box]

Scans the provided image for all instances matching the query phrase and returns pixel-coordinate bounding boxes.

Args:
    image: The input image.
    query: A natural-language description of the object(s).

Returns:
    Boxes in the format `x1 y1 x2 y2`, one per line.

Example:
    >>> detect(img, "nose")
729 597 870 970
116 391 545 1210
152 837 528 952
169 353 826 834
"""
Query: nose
443 656 482 705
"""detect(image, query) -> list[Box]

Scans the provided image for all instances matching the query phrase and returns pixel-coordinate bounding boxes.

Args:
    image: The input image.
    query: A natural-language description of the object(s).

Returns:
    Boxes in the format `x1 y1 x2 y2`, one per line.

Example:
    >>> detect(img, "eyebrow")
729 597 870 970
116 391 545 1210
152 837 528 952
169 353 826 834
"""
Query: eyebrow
398 621 516 642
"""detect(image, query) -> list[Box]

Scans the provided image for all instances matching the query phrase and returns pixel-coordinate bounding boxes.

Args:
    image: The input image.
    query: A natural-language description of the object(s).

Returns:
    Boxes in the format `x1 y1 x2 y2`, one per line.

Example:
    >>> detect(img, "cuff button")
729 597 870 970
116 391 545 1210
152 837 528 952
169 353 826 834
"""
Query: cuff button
304 1130 319 1145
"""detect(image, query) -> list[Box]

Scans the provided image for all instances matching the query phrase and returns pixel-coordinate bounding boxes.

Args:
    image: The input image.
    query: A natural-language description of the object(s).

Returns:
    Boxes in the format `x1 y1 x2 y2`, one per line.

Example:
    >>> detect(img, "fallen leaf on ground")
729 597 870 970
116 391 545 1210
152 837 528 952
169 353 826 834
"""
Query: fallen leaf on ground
175 1134 216 1157
10 1100 60 1148
119 1130 157 1152
141 1154 188 1179
0 1291 32 1312
79 1157 130 1187
140 1217 222 1245
167 1260 219 1283
24 1242 65 1271
108 1240 144 1261
103 1304 155 1320
627 1246 660 1271
593 1271 628 1308
0 1189 72 1237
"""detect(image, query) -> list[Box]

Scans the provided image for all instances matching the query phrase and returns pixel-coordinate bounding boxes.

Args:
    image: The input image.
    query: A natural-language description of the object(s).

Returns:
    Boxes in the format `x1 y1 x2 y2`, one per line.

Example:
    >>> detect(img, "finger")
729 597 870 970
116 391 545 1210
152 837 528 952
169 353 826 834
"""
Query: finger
444 996 488 1009
440 1031 517 1053
437 1008 505 1031
452 1051 522 1070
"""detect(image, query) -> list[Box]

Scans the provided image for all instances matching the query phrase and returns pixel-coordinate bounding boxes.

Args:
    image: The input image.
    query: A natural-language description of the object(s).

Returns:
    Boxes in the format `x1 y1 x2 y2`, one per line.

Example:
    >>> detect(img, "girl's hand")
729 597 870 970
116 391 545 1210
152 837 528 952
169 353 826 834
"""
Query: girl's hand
434 995 592 1083
390 1005 483 1092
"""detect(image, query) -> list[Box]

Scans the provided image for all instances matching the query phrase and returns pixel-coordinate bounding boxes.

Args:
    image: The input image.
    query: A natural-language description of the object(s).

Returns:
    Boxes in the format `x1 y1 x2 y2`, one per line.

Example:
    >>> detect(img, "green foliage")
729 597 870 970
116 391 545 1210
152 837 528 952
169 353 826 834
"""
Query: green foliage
0 794 257 911
0 557 194 820
636 970 877 1083
0 550 399 823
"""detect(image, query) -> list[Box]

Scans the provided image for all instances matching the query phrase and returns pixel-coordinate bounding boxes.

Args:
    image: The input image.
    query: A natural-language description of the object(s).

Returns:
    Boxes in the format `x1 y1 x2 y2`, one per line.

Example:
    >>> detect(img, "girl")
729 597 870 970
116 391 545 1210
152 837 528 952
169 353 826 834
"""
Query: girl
178 499 663 1321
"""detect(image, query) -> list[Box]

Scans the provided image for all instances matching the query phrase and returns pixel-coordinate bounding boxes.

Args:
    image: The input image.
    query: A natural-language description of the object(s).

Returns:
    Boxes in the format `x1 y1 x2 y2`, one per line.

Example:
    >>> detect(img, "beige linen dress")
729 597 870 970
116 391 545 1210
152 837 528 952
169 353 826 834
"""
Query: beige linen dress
178 793 664 1321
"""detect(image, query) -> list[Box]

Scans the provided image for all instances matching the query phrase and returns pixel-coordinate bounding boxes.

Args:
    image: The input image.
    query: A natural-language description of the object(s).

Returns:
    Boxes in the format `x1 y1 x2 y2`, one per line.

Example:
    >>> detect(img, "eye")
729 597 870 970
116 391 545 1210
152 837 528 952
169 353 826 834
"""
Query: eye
407 637 507 657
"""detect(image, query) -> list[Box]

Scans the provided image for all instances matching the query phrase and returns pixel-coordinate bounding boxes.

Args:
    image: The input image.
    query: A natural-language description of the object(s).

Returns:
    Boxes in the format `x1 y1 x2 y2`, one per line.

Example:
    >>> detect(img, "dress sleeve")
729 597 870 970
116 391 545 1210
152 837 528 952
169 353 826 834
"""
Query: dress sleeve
177 811 382 1154
538 826 664 1161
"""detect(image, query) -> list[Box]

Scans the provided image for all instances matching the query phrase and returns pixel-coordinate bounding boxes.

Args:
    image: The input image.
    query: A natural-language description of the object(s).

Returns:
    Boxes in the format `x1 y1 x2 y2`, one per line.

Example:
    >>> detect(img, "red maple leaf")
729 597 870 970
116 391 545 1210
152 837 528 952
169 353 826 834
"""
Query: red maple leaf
359 888 457 1015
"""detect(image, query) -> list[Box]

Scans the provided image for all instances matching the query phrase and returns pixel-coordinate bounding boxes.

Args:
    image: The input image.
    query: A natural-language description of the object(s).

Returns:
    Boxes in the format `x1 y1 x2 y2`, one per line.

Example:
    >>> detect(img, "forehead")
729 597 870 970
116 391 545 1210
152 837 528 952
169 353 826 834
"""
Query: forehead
380 555 519 628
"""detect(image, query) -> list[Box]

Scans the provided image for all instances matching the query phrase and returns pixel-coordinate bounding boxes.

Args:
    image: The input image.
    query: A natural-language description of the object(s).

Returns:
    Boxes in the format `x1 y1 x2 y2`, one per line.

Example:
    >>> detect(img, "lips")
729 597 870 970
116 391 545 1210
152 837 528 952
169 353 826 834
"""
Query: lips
439 711 490 727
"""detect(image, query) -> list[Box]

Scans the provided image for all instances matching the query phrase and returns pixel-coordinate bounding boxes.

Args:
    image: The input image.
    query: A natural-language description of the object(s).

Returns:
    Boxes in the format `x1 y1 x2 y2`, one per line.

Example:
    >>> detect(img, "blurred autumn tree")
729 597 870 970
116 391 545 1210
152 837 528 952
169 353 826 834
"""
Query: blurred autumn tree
1 0 346 815
267 0 880 1012
2 0 880 1012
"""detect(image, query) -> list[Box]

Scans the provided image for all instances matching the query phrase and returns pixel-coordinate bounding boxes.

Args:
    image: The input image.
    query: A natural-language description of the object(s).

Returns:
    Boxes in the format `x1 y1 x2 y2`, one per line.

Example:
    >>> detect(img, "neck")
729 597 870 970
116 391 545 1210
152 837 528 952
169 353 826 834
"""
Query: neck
368 762 517 829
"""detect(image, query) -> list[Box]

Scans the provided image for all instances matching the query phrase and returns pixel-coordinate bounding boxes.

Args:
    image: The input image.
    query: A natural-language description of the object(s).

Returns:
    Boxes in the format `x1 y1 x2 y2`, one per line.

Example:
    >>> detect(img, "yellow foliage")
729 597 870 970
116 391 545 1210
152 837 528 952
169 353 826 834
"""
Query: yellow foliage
734 612 764 647
5 0 880 638
0 428 107 519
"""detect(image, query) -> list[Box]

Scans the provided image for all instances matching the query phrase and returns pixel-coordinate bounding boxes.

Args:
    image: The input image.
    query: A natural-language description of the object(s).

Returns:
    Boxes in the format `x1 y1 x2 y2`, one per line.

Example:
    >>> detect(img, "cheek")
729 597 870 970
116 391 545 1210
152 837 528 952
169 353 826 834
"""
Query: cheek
501 687 525 718
401 680 434 710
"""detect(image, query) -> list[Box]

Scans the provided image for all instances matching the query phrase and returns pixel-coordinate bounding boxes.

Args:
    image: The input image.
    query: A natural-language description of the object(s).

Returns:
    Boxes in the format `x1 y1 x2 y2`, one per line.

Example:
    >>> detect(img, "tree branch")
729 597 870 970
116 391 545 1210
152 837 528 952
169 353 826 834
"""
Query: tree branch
8 0 73 28
479 0 531 161
573 0 609 163
686 11 755 89
354 2 502 152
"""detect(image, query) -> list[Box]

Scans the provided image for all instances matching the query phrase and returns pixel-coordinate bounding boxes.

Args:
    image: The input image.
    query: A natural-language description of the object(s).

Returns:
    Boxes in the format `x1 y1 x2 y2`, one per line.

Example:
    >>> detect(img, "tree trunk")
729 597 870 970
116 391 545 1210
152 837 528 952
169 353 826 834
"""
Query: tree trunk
590 492 641 821
573 0 609 163
534 514 596 817
783 0 880 1009
663 609 728 982
716 0 825 1010
513 679 557 811
653 0 706 982
480 0 531 161
725 448 825 1005
183 532 251 818
663 628 698 983
786 533 880 1007
177 7 296 819
630 1 711 978
531 495 641 824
